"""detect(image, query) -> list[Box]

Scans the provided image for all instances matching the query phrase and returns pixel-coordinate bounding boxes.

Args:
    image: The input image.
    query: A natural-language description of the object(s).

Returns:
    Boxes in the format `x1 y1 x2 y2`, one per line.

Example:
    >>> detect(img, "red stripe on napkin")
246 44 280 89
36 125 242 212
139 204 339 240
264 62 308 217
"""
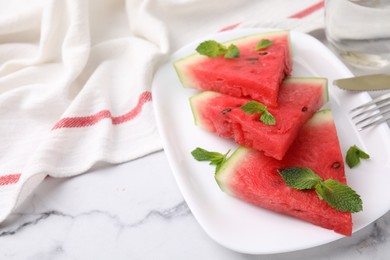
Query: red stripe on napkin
52 91 152 129
219 1 324 32
0 174 21 186
219 23 240 32
289 0 324 19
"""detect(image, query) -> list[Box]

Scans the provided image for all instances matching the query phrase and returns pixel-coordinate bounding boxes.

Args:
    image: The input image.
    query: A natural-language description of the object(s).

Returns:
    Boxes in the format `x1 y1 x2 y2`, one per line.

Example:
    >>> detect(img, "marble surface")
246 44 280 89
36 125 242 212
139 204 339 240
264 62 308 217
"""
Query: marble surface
1 151 390 259
1 30 390 259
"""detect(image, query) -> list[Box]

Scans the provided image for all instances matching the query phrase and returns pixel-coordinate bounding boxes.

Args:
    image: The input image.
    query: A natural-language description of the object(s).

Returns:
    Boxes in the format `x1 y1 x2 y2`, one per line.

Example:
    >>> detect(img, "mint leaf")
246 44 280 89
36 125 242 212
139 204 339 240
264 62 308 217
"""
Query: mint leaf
279 167 322 190
191 147 230 172
260 110 276 125
279 167 363 213
224 44 240 58
346 145 370 168
241 101 276 125
196 40 227 57
196 40 240 58
315 179 363 213
256 39 272 51
241 101 266 114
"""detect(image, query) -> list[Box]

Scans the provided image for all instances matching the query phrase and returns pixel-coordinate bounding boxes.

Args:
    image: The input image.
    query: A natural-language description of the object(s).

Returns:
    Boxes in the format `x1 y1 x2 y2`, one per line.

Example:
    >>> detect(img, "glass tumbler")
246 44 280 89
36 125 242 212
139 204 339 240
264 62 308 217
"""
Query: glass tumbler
325 0 390 70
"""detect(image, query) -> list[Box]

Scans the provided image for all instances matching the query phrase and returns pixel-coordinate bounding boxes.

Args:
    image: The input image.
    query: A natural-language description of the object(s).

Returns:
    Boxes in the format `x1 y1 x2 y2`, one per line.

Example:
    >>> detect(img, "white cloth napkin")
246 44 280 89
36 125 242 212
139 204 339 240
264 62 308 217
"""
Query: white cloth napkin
0 0 325 223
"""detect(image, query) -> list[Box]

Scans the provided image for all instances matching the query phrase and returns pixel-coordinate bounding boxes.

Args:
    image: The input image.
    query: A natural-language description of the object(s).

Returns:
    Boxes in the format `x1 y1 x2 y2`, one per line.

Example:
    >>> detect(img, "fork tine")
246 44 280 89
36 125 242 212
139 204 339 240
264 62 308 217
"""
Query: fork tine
351 98 390 119
355 108 390 126
350 92 390 131
350 92 390 112
356 112 390 131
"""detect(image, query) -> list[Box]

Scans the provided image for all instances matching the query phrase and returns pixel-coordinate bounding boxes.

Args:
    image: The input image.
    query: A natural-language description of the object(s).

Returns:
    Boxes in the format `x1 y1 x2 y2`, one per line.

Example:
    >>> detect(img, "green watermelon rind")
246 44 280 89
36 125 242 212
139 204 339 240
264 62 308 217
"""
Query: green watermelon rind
174 30 291 89
215 146 250 196
189 77 329 131
282 77 329 105
189 91 221 129
175 54 207 89
305 109 333 126
215 109 333 194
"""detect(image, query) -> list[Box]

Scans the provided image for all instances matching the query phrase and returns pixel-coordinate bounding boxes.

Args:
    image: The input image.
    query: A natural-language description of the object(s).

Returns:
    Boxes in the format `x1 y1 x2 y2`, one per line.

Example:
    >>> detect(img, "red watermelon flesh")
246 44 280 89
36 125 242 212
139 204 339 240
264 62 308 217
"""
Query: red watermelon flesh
190 77 328 160
174 31 291 107
215 110 352 236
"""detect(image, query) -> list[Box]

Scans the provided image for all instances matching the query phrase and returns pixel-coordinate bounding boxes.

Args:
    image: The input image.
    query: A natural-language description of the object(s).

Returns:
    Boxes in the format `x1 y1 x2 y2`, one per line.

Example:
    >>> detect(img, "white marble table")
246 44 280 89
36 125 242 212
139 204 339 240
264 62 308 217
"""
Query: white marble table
1 30 390 260
1 151 390 259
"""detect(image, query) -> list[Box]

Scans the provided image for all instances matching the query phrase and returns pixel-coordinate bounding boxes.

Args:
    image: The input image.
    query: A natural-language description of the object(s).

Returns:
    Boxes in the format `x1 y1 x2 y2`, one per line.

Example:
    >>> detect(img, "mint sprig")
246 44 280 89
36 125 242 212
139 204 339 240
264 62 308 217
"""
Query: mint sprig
279 167 363 213
316 179 362 213
346 145 370 169
278 167 322 190
256 39 273 51
191 147 230 172
224 44 240 58
196 40 240 58
241 101 276 125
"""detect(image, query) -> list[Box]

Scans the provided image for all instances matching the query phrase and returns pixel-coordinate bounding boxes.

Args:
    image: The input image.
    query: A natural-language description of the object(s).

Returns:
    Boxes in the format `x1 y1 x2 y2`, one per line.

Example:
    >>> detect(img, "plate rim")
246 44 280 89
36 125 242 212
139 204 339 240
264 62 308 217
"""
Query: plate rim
151 27 390 254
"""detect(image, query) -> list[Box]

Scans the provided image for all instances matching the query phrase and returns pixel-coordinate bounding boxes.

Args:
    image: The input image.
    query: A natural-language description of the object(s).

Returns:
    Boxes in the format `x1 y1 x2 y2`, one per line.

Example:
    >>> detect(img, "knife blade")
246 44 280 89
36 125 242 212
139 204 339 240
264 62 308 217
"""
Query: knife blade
333 74 390 91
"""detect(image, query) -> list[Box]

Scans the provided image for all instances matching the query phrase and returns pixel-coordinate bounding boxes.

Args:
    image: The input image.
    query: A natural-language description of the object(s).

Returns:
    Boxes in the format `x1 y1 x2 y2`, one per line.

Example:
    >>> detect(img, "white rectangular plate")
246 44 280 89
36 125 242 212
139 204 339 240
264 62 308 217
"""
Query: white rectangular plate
151 28 390 254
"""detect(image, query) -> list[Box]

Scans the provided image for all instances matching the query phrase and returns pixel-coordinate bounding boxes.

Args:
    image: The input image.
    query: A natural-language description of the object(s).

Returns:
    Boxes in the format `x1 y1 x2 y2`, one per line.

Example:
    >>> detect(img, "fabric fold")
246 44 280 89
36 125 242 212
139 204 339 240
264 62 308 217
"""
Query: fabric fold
0 0 325 224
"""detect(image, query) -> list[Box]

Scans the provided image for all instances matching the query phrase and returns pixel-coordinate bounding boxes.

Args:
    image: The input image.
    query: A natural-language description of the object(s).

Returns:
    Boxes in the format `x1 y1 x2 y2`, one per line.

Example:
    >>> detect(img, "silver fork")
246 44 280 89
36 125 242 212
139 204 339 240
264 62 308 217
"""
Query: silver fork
350 92 390 131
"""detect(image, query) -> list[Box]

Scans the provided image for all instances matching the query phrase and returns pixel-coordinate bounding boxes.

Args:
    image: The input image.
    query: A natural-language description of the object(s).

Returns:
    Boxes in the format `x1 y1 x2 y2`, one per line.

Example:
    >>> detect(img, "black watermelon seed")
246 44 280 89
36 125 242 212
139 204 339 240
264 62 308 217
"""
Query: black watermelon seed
332 162 341 169
221 108 232 114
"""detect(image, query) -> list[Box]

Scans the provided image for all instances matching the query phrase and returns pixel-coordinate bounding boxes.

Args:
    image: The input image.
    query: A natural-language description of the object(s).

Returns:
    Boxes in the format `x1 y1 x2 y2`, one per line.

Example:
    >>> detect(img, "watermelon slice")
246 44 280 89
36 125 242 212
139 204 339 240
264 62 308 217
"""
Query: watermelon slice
174 31 292 107
215 110 352 236
190 77 328 160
